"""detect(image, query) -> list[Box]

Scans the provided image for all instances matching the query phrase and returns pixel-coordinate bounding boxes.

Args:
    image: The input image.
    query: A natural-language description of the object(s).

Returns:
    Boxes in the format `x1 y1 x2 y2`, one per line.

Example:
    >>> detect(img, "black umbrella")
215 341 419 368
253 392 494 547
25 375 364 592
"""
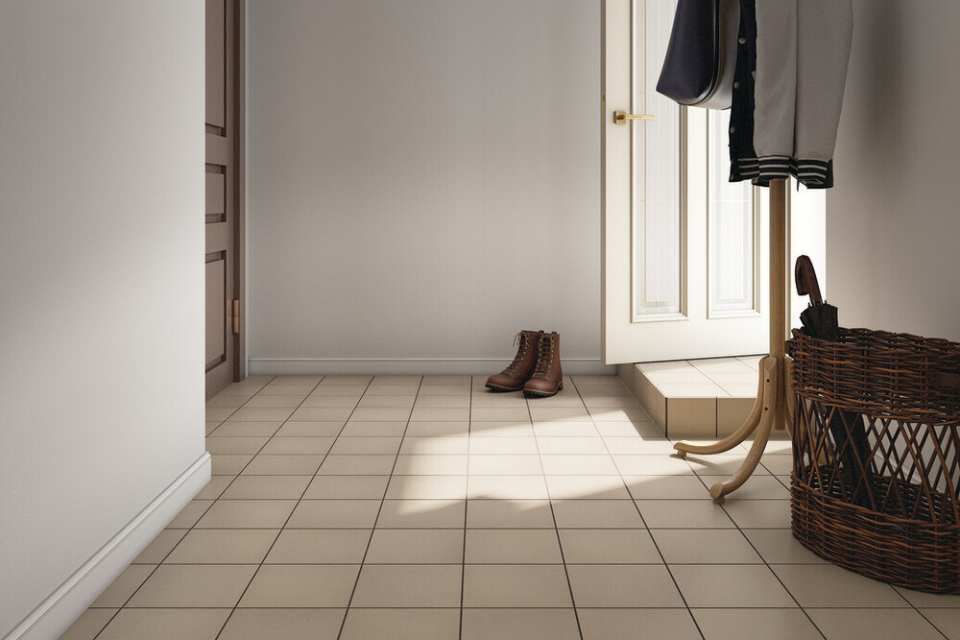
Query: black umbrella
795 256 873 507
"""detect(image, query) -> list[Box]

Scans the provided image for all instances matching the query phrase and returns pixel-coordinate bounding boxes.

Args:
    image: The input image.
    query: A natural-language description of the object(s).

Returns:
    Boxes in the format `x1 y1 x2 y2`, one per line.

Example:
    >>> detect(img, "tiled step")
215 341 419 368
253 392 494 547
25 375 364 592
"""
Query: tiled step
619 356 767 439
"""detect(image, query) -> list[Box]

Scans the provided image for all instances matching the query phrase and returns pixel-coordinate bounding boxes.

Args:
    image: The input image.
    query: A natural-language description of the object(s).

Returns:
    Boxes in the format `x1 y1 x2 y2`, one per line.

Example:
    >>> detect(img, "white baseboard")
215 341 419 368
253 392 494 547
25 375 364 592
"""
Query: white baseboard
4 453 211 640
248 357 614 376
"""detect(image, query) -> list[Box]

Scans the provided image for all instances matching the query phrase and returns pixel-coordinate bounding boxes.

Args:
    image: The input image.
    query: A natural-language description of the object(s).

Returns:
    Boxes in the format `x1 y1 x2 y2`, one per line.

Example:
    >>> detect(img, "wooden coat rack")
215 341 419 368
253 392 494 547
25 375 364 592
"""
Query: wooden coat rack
673 179 792 502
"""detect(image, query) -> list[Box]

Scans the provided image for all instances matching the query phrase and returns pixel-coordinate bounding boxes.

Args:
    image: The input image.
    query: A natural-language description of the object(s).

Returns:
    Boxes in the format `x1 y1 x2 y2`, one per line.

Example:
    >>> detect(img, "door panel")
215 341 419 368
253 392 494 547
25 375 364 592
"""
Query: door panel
603 0 769 364
205 0 240 397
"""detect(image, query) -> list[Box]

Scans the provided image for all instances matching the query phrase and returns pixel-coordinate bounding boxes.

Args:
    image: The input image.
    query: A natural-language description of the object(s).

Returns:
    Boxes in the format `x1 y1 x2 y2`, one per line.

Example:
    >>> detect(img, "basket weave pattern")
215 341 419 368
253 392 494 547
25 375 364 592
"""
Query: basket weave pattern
790 328 960 593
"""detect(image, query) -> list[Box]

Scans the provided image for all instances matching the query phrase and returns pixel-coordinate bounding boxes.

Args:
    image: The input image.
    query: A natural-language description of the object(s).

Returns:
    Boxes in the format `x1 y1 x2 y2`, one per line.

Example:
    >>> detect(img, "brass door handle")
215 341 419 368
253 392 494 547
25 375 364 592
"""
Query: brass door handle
613 110 655 125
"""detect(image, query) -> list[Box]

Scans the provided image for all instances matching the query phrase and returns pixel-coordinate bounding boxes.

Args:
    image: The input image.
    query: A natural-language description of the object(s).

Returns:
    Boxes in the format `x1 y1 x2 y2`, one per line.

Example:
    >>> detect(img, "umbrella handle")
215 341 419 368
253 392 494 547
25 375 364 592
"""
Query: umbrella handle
795 255 824 305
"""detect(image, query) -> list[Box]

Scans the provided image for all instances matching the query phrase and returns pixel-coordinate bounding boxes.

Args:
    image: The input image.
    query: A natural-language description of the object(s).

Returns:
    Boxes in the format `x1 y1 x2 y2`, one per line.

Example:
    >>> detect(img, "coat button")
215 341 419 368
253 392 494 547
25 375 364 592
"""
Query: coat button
738 36 746 45
729 126 736 134
733 81 740 89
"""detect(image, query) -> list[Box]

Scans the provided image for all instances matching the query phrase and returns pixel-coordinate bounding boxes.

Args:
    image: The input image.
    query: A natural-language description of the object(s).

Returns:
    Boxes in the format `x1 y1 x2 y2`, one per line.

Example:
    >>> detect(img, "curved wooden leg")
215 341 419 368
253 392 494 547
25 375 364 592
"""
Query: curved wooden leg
707 357 780 503
673 356 774 458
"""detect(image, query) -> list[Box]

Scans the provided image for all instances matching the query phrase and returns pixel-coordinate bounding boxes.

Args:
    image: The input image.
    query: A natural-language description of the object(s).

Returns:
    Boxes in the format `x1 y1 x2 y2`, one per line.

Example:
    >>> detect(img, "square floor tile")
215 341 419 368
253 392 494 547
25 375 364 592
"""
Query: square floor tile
559 529 661 564
465 529 562 564
722 475 790 500
318 454 396 475
386 475 467 499
394 454 468 475
166 529 277 564
358 395 416 408
133 529 186 563
331 437 402 454
221 476 311 500
261 437 335 455
219 608 344 640
544 475 630 500
243 454 324 475
196 477 233 500
895 588 960 609
406 421 469 437
205 436 269 454
602 436 675 454
376 499 465 528
265 529 370 563
196 500 296 528
532 422 598 437
466 499 554 528
921 609 960 639
691 609 822 640
168 500 212 528
624 475 710 499
636 499 733 528
290 407 352 421
340 609 460 640
213 421 283 437
743 529 826 564
614 454 694 476
232 407 295 422
461 609 580 640
366 529 463 563
471 407 532 421
771 564 907 608
535 437 607 454
578 609 700 640
276 421 345 436
470 421 534 438
412 407 470 421
540 455 619 475
304 475 389 499
463 565 571 607
807 608 943 640
468 455 542 475
352 564 461 607
287 500 381 528
128 564 256 607
653 529 762 564
551 499 644 528
567 565 682 607
352 407 413 421
212 454 253 475
59 608 115 640
244 395 303 408
91 564 155 607
722 500 791 528
469 475 549 500
239 564 359 607
96 608 230 640
670 565 796 608
400 435 469 454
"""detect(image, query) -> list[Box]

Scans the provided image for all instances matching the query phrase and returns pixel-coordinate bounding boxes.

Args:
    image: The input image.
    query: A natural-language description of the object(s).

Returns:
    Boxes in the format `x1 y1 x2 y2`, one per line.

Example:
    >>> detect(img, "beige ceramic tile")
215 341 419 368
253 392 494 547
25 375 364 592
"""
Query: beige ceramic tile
211 454 253 475
470 437 539 454
636 499 734 528
290 407 352 421
244 395 303 408
351 564 462 607
91 564 155 607
330 436 402 454
540 455 619 475
559 529 661 564
692 609 822 640
260 437 334 455
210 421 283 437
318 454 396 475
340 609 459 640
670 565 796 608
722 499 791 528
551 499 645 528
287 500 381 528
471 421 535 437
653 529 762 564
275 421 345 436
195 477 233 500
468 454 542 475
196 500 296 529
386 475 467 500
166 529 277 564
357 395 416 408
772 564 907 608
461 609 580 640
304 475 389 499
578 609 701 640
463 565 571 607
376 499 465 528
624 475 711 500
665 398 717 439
239 564 359 607
535 436 607 454
400 435 469 454
544 475 630 500
96 608 230 640
221 476 311 500
231 407 295 422
465 499 555 528
411 407 470 421
205 436 269 454
219 608 344 640
921 609 960 639
59 608 116 640
743 529 827 564
469 475 549 500
567 565 683 607
465 529 562 564
807 608 943 640
405 421 470 437
894 588 960 609
133 529 187 563
365 529 463 563
242 454 324 476
352 407 413 421
128 564 256 607
265 529 370 564
722 475 791 500
717 397 757 436
394 454 468 475
613 454 694 476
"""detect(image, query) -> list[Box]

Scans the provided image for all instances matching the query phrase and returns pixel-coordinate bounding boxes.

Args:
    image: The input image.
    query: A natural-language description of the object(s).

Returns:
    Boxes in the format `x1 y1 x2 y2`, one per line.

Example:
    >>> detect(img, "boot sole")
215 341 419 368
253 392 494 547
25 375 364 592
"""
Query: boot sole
522 383 563 399
485 383 523 393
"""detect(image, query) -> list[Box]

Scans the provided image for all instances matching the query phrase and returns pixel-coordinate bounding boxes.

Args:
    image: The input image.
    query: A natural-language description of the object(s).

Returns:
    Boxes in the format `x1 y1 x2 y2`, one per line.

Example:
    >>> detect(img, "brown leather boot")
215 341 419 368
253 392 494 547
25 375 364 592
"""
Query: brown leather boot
523 332 563 398
486 330 543 392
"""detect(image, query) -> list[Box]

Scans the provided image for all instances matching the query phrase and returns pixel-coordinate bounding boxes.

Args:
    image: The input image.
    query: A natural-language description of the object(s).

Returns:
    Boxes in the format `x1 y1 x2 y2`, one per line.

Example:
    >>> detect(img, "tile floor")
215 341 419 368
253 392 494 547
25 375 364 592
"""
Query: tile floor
63 375 960 640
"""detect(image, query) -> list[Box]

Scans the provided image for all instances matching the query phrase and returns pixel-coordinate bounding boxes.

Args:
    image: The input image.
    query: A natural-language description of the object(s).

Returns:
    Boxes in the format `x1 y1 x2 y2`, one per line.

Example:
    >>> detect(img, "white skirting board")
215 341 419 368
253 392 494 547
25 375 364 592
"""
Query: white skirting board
248 357 614 376
4 453 212 640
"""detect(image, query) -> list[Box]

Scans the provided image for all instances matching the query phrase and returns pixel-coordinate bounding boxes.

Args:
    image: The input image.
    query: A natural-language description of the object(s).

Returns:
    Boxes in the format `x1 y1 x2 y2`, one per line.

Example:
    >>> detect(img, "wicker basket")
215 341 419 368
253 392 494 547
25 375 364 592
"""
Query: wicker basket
789 328 960 593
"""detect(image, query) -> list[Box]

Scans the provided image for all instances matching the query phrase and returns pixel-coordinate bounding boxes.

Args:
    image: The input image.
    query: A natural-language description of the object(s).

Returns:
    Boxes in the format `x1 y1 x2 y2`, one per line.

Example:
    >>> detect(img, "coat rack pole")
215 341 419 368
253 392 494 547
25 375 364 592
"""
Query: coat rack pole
674 179 789 502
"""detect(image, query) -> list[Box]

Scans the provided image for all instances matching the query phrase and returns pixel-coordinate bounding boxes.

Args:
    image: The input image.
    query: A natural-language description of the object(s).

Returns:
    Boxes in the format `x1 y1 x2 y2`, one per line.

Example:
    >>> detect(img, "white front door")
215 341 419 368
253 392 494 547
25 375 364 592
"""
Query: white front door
602 0 823 365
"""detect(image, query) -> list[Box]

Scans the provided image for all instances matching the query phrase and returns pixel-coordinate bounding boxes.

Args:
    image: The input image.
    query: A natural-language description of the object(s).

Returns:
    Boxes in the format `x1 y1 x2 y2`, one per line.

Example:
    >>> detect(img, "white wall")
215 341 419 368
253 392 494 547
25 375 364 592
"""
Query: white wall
247 0 603 374
827 0 960 340
0 2 205 637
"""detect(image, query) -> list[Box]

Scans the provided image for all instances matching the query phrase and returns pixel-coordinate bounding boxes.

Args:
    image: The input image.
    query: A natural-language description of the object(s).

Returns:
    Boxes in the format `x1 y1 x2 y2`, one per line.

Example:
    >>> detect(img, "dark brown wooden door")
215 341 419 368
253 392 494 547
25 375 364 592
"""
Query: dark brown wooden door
205 0 241 398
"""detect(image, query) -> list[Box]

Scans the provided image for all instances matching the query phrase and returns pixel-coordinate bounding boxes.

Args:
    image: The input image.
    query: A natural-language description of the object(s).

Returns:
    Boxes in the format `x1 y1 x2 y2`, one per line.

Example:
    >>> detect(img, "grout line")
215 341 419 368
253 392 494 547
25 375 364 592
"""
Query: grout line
90 375 278 640
569 376 707 640
211 375 340 639
528 378 585 640
457 378 475 639
334 375 426 640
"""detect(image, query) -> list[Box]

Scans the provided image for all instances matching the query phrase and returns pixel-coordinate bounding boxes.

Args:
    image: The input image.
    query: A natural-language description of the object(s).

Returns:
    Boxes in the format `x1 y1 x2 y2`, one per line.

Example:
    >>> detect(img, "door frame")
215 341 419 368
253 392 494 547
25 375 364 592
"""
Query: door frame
233 0 247 381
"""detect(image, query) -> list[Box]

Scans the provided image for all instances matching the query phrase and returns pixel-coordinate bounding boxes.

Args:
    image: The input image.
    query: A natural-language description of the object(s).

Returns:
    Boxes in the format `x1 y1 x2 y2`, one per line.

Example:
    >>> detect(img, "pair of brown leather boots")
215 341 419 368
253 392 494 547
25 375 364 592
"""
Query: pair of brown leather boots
485 330 563 398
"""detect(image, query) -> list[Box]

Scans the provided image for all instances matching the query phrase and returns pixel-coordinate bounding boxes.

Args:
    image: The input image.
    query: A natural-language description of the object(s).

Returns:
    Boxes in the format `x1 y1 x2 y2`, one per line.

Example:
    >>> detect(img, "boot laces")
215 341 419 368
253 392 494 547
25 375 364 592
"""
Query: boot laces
504 332 533 373
533 336 555 377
